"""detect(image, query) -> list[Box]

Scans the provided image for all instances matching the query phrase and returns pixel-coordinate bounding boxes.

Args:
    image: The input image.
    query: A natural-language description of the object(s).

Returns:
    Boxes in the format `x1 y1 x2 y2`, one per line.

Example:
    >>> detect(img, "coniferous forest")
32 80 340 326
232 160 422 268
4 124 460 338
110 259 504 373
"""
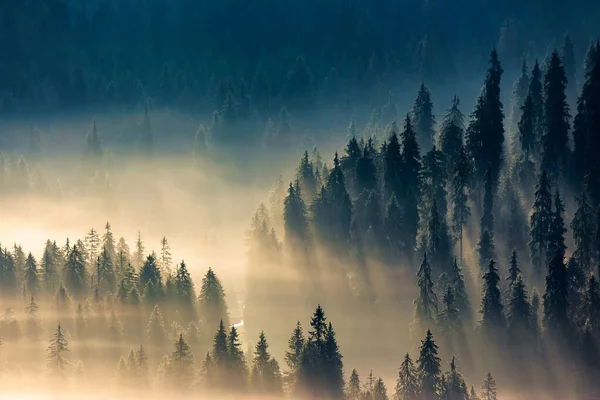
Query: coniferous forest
1 1 600 400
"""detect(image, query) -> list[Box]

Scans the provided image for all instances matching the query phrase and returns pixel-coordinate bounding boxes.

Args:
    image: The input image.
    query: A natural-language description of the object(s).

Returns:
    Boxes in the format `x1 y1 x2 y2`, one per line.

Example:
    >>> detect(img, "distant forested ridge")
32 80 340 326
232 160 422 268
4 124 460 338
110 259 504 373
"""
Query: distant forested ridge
0 0 599 115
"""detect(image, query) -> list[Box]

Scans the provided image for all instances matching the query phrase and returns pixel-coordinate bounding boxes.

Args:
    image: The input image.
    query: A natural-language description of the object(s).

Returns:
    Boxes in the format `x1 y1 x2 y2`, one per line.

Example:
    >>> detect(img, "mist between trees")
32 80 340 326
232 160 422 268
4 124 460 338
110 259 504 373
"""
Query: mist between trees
0 10 600 399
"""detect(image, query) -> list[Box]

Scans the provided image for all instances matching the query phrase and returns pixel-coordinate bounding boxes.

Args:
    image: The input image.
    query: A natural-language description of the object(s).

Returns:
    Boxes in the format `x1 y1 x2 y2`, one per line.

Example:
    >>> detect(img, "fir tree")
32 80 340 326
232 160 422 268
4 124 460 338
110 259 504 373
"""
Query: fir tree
228 325 248 390
165 334 195 390
175 261 196 318
212 320 229 386
24 296 42 341
480 259 505 333
480 373 497 400
147 305 167 347
347 369 361 400
198 267 229 329
284 182 311 256
506 275 532 344
528 61 544 158
414 253 438 329
541 51 570 183
583 275 600 336
477 229 495 273
443 357 469 400
46 323 70 377
439 96 465 175
373 377 388 400
297 150 317 202
324 153 353 250
395 353 419 400
356 138 378 194
480 168 494 235
509 60 529 140
384 129 403 203
417 329 442 400
251 331 283 395
507 250 521 289
547 190 566 261
63 244 87 298
139 254 162 291
385 194 404 258
518 93 536 159
466 49 505 190
323 322 345 398
571 189 596 273
23 252 40 296
284 321 305 391
133 232 145 270
159 237 172 277
41 240 58 293
400 114 422 255
543 249 569 339
529 171 553 277
412 83 436 150
451 146 471 265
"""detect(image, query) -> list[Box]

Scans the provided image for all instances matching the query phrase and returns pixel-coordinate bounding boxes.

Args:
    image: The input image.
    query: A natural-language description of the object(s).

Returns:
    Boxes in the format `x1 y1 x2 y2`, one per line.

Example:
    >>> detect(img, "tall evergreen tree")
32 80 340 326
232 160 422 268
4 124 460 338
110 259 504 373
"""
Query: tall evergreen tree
547 190 567 261
284 182 311 256
412 83 436 150
251 331 283 395
41 240 58 293
439 96 465 175
347 369 361 400
506 275 532 344
509 60 530 140
480 373 497 400
284 321 305 392
417 329 442 400
477 229 495 273
583 275 600 336
528 61 544 159
507 250 521 289
451 146 471 265
23 253 40 296
529 171 553 277
443 357 469 400
543 249 569 340
401 114 422 255
384 129 403 203
297 150 317 202
198 267 229 329
228 325 248 390
46 323 70 378
324 153 353 250
466 49 505 190
395 353 419 400
571 189 596 273
541 51 570 183
165 334 195 390
63 244 86 298
414 253 438 329
480 259 505 333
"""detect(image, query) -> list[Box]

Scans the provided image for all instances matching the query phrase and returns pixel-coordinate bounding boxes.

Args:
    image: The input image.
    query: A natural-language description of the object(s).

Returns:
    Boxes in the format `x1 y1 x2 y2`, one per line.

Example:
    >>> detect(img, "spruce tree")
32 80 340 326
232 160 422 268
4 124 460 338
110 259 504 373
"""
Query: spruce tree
417 329 442 400
509 60 529 139
412 83 436 150
174 261 196 319
228 325 248 390
41 240 58 293
451 146 471 265
449 258 472 323
347 369 361 400
439 96 465 175
165 334 195 390
284 182 311 256
395 353 419 400
571 189 596 273
284 321 305 391
23 252 40 296
401 114 422 255
547 190 567 261
414 253 438 329
541 51 570 183
385 194 404 259
198 267 229 329
373 377 388 400
543 249 569 339
583 275 600 336
297 150 317 202
422 145 448 220
63 244 86 298
480 259 505 333
518 93 536 159
480 373 497 400
477 229 495 273
384 129 403 203
528 60 544 158
466 49 505 190
529 171 553 277
443 357 469 400
46 323 70 377
159 237 172 277
480 168 494 235
506 275 532 344
251 331 283 395
147 305 167 347
24 296 42 341
356 138 378 194
507 250 521 289
212 320 229 386
323 322 345 398
325 153 353 250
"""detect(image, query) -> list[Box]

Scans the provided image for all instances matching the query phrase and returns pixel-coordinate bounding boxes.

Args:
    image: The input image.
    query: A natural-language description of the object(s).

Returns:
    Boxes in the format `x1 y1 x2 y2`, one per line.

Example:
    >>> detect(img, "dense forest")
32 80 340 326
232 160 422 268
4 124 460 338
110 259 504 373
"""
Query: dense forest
1 1 600 399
